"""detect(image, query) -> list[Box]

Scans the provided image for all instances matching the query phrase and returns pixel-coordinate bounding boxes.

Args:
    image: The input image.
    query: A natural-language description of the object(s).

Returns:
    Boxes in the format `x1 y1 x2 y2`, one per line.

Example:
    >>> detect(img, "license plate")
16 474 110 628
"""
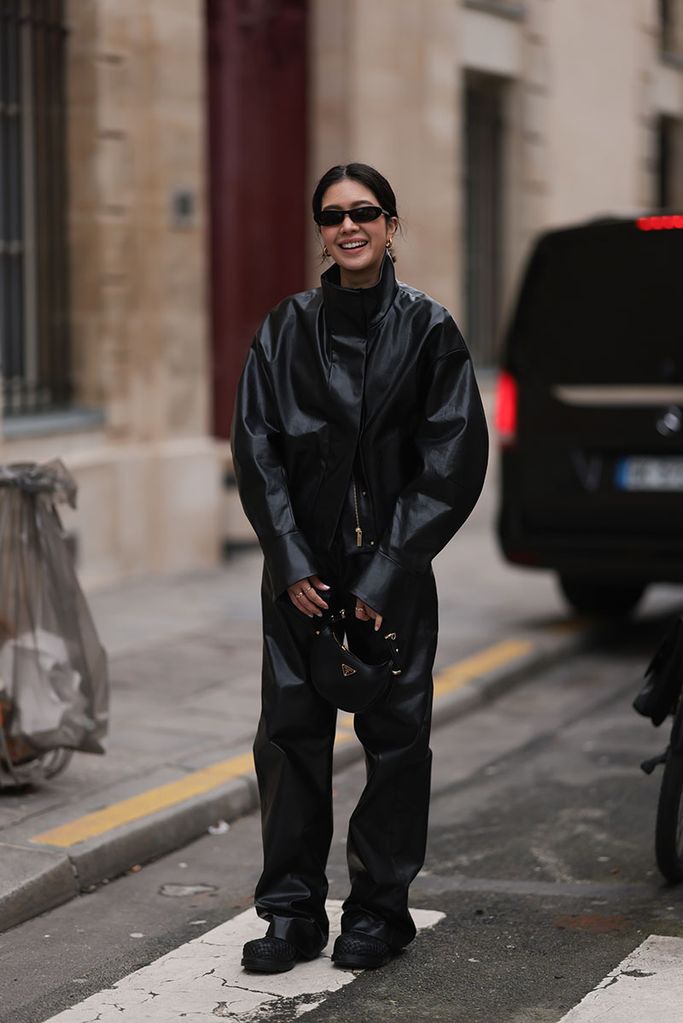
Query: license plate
616 457 683 491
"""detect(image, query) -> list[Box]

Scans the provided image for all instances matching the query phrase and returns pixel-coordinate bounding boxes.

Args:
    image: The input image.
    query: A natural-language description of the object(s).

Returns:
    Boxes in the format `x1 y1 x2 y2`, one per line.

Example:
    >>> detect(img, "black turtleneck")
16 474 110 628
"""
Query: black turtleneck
320 253 398 338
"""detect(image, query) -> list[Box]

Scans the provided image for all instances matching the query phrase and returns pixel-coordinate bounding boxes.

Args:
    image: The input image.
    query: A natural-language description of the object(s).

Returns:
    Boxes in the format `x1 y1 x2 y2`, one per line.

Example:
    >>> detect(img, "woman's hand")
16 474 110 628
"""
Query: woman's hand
355 598 383 632
287 575 330 617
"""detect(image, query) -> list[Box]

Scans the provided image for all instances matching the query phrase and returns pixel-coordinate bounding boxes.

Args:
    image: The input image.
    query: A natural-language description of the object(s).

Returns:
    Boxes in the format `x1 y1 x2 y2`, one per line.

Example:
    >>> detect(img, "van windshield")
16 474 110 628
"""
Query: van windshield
507 221 683 385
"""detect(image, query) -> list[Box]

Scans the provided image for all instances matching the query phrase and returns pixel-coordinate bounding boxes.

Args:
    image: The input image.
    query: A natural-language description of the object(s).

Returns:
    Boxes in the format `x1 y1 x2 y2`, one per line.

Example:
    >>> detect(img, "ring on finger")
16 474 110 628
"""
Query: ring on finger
296 590 305 597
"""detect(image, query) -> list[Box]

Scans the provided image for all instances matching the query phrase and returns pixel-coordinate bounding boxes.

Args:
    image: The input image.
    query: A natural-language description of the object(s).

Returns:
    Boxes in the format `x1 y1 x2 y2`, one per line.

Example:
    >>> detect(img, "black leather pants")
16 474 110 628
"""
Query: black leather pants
253 547 438 956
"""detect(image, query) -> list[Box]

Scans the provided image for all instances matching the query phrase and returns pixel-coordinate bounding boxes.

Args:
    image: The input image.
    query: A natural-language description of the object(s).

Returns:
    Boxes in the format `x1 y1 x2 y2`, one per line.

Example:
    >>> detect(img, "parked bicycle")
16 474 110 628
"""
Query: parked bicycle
635 615 683 882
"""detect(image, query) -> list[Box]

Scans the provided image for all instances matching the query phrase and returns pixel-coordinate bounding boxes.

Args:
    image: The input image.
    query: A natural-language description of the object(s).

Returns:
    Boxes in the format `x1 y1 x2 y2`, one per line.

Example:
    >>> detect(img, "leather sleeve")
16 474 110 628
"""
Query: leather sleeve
231 340 318 598
351 330 489 621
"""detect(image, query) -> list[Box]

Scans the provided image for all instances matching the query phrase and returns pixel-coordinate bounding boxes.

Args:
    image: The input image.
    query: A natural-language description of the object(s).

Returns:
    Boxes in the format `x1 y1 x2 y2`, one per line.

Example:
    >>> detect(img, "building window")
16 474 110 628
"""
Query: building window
0 0 71 418
660 0 683 56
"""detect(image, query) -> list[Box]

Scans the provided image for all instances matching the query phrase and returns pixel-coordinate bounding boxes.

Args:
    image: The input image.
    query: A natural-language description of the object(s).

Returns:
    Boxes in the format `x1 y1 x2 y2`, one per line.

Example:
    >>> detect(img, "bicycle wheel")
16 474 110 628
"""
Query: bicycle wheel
655 707 683 883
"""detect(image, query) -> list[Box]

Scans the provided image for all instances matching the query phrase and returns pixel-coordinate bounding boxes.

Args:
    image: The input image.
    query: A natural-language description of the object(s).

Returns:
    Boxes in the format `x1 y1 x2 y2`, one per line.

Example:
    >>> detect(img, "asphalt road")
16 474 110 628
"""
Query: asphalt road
3 612 683 1023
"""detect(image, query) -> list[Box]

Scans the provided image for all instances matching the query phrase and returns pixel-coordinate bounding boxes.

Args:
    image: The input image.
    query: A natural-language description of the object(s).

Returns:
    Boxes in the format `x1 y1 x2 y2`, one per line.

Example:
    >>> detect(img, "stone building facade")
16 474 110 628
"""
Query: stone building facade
1 0 219 589
1 0 681 587
310 0 683 360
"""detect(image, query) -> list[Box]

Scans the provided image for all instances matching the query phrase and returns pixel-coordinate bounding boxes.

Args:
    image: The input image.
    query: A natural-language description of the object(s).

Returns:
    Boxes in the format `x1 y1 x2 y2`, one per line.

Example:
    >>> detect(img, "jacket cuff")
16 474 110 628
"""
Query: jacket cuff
262 530 319 599
349 550 420 622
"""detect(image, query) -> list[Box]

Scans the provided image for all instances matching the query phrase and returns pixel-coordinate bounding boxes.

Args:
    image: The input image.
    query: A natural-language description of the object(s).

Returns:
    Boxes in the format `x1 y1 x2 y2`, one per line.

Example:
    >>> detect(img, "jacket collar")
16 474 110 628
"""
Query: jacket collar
321 254 398 336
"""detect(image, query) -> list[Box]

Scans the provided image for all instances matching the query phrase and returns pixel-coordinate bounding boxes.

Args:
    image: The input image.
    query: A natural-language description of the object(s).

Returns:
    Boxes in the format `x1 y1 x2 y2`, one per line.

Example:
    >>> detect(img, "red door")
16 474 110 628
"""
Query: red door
206 0 309 439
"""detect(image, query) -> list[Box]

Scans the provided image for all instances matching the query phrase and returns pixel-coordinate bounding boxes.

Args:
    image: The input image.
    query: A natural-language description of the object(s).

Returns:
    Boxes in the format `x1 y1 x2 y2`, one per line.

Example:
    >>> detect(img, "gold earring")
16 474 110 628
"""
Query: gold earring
322 245 330 258
385 239 393 250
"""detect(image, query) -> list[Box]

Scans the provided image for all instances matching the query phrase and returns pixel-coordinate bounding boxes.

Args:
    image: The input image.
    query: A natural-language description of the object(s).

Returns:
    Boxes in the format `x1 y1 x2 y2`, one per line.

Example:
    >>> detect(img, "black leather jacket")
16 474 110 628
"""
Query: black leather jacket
231 255 488 621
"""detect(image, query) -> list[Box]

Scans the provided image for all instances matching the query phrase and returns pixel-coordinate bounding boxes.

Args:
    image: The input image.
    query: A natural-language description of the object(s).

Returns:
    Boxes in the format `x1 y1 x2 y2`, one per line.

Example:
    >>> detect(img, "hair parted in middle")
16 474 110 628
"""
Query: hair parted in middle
312 162 400 263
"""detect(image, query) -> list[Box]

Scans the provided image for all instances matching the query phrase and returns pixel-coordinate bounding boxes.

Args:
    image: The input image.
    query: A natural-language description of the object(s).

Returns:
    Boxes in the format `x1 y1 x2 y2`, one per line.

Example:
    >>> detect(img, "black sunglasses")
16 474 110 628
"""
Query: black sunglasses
314 205 391 227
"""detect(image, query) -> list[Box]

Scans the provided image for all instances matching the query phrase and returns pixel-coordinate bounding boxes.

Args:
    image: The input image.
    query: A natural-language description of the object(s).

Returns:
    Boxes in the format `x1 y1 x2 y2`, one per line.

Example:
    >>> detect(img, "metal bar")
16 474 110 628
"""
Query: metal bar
21 0 37 402
7 0 24 412
54 0 70 405
47 0 63 405
0 1 7 387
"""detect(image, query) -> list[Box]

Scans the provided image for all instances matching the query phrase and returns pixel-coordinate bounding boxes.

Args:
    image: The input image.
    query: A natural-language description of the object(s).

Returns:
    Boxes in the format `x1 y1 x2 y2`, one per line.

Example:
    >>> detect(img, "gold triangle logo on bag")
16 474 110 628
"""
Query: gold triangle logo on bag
341 663 357 677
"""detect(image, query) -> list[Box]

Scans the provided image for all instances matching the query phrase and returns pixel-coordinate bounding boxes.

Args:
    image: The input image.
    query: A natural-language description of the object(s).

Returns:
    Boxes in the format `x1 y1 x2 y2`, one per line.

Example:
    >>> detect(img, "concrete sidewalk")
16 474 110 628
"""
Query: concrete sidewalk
0 452 604 935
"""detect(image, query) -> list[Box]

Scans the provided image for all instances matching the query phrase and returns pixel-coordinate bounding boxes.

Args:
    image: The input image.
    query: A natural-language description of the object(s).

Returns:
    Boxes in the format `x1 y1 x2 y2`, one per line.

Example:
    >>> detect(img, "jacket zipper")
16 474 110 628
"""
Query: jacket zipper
352 476 363 547
356 442 377 547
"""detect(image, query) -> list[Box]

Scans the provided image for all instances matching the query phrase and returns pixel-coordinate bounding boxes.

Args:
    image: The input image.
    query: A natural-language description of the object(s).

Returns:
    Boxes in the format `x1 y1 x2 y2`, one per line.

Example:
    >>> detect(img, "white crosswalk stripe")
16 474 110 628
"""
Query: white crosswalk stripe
44 901 445 1022
558 934 683 1022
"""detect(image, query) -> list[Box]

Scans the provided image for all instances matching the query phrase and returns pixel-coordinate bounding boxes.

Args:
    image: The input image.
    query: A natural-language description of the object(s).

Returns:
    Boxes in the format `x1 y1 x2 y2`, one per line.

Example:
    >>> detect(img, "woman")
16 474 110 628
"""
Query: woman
232 164 488 973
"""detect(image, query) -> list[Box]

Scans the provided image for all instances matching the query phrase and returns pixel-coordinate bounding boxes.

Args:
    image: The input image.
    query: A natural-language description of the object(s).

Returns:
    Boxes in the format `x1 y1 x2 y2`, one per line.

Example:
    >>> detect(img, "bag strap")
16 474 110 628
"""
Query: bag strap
314 607 402 676
383 631 402 676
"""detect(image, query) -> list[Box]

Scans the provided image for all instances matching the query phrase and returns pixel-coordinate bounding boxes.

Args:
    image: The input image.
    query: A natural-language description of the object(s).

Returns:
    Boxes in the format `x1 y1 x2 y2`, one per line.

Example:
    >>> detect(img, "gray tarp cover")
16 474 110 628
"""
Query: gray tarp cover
0 460 108 784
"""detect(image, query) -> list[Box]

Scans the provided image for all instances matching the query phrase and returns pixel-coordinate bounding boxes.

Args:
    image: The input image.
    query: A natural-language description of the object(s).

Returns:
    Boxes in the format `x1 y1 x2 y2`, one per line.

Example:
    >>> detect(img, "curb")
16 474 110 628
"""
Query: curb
431 626 596 730
0 625 595 935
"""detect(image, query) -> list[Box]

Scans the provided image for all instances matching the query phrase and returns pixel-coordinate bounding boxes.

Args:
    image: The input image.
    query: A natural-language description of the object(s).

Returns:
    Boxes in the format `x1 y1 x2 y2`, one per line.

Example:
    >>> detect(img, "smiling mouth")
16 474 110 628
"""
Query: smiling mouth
339 240 368 250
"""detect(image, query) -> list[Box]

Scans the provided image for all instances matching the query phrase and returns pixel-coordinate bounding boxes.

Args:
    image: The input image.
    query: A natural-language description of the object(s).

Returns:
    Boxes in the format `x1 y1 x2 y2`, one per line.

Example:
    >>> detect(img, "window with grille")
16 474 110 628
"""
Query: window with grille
0 0 71 418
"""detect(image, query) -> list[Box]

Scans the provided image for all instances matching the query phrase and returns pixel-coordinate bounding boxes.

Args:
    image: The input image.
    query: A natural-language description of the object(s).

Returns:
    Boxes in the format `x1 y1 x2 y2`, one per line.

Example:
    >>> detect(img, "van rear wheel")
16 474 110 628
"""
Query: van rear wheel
558 576 645 617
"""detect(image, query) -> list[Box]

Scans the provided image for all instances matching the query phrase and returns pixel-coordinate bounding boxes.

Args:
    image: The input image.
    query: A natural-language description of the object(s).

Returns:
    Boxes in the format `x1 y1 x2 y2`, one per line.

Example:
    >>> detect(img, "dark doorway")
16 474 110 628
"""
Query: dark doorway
463 73 505 366
656 114 682 210
206 0 308 439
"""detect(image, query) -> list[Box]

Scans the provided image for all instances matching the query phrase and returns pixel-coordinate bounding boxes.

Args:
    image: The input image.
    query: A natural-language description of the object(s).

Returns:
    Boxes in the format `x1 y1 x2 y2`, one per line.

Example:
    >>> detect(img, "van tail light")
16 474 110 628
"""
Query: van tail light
637 214 683 230
495 371 518 447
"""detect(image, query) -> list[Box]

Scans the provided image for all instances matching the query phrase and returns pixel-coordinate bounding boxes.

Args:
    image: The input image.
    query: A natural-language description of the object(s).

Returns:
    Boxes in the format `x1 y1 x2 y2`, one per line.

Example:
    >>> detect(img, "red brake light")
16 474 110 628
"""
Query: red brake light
495 371 517 446
637 215 683 231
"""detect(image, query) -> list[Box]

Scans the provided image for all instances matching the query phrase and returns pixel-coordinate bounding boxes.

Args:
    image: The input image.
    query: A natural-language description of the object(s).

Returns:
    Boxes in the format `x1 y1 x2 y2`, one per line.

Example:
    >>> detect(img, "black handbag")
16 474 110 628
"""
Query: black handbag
309 608 401 713
633 616 683 726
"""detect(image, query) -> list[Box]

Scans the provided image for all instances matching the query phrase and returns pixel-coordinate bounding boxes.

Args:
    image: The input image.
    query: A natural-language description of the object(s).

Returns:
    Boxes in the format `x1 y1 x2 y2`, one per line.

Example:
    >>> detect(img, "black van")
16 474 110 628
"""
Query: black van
496 214 683 615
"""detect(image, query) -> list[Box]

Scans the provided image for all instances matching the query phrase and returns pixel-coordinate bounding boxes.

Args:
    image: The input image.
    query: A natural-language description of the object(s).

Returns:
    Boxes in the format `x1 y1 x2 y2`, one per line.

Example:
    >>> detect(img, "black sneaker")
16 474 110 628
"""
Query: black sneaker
241 936 300 973
331 932 393 969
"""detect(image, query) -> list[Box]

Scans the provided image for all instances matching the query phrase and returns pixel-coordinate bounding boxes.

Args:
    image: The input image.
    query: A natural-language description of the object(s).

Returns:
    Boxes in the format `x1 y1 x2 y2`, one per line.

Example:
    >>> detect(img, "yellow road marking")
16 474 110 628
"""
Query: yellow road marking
32 752 255 848
334 728 355 744
433 638 533 698
31 637 534 849
546 619 584 635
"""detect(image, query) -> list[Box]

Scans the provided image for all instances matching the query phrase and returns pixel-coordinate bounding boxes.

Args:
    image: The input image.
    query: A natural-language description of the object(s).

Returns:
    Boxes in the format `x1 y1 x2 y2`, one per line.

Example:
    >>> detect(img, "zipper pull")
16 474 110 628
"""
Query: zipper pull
355 526 363 547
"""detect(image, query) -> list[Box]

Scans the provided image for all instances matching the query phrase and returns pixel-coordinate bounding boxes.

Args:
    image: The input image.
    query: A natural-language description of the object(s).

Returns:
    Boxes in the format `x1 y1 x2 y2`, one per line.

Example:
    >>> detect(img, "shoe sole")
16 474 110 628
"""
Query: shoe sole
241 956 296 973
331 953 392 970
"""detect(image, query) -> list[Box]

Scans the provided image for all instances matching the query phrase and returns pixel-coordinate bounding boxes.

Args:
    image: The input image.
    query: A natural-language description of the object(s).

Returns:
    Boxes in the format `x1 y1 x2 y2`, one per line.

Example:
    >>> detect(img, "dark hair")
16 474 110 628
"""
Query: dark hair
311 163 399 224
